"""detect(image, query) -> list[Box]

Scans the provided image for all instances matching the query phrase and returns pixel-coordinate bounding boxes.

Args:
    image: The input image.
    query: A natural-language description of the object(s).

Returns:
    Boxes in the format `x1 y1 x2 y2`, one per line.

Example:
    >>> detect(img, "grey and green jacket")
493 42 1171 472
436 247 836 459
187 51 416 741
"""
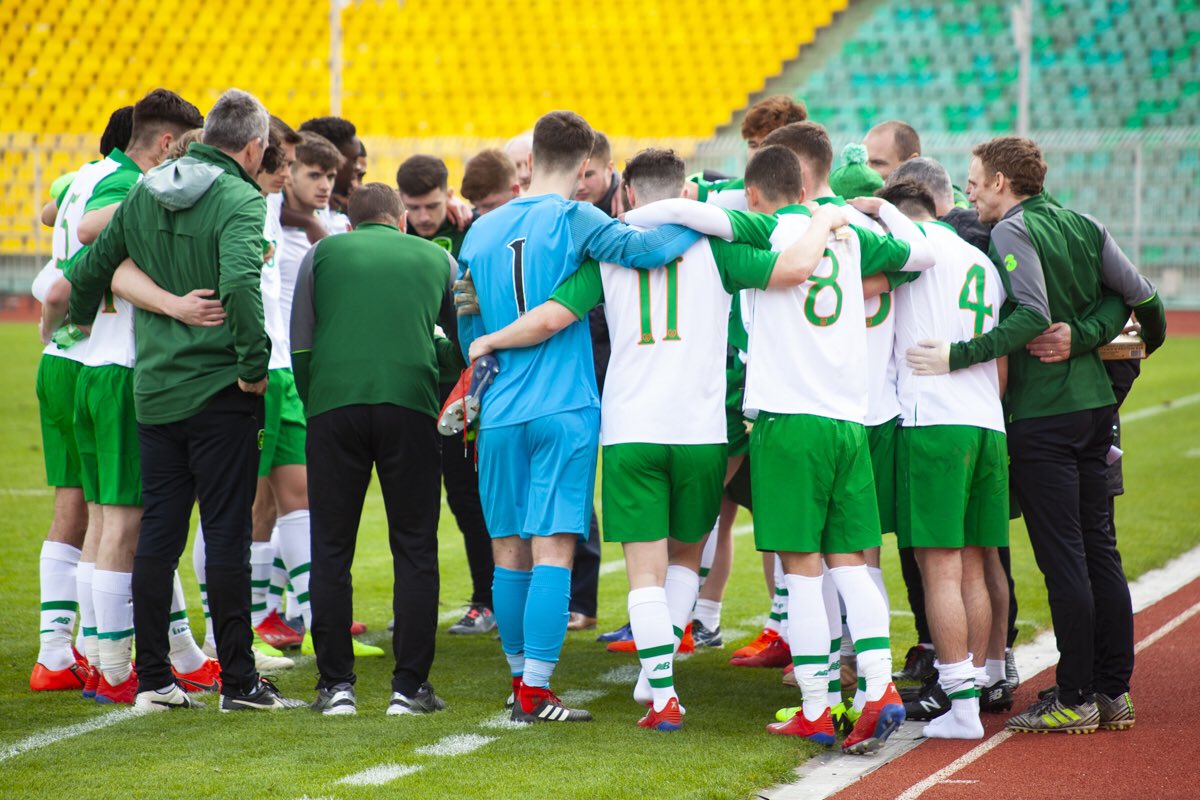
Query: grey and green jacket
950 191 1165 422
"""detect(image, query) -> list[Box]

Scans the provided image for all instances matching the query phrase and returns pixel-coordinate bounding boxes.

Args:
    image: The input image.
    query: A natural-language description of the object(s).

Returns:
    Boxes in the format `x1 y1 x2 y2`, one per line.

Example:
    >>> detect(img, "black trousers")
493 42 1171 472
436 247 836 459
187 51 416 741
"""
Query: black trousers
134 384 262 695
308 404 440 696
438 382 493 608
1008 406 1133 703
569 513 602 618
898 545 1019 648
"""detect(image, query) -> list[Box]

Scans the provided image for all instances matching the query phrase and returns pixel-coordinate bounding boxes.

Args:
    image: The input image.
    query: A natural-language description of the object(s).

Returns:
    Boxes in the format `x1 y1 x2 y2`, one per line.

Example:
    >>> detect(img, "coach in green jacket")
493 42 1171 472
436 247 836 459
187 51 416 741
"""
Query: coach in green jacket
907 136 1165 735
67 89 296 711
290 182 455 715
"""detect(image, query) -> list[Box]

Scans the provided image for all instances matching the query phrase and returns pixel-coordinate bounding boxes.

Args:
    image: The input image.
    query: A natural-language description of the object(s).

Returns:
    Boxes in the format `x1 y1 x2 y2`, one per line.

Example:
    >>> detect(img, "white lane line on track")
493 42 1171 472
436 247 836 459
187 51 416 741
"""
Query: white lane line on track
414 734 496 757
1120 392 1200 423
336 764 421 786
894 595 1200 800
0 710 140 764
760 541 1200 800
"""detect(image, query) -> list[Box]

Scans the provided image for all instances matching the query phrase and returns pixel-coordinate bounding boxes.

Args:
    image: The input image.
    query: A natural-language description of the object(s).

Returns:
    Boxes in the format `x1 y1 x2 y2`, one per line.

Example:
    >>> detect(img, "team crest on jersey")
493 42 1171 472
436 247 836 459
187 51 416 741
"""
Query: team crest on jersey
1003 253 1017 272
432 236 453 252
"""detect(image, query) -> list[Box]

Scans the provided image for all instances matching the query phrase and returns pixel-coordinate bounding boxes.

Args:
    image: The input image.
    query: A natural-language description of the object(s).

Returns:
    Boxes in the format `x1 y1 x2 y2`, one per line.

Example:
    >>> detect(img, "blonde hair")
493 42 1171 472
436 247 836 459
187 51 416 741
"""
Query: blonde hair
167 128 204 160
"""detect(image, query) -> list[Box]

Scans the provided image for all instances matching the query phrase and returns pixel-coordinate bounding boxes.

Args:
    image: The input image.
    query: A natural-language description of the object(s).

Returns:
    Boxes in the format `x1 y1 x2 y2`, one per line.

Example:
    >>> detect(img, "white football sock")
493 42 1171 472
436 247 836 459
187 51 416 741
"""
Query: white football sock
193 521 215 650
266 526 286 616
93 569 133 685
925 657 984 740
698 519 719 586
77 561 99 667
765 555 787 633
249 541 275 627
168 571 208 674
38 541 81 669
276 510 312 629
821 565 843 708
784 573 830 723
985 658 1005 685
830 565 892 703
867 566 889 613
629 587 677 712
664 565 699 649
693 598 722 631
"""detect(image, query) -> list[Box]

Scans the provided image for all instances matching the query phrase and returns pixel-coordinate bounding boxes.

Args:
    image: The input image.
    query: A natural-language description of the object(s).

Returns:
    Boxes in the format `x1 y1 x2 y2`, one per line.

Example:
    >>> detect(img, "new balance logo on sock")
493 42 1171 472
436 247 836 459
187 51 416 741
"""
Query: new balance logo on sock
52 617 71 625
171 626 188 637
652 663 670 672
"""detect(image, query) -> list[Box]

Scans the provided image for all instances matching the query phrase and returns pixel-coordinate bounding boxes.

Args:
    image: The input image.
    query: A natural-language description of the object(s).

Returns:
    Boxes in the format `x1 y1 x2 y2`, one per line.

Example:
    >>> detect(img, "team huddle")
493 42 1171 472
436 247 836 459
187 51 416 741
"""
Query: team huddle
29 87 1166 753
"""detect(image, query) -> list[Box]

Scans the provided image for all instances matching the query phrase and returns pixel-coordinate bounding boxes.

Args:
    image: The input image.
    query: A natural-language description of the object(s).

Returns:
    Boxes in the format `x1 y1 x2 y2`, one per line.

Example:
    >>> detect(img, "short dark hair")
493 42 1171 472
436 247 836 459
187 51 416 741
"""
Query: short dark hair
130 89 204 148
761 121 833 180
461 149 517 203
396 155 449 197
532 110 595 175
99 106 134 157
874 120 922 160
972 136 1047 197
590 131 612 164
744 145 803 203
348 182 401 226
260 116 302 175
741 96 807 142
299 116 357 150
622 148 685 203
877 178 937 218
294 131 344 172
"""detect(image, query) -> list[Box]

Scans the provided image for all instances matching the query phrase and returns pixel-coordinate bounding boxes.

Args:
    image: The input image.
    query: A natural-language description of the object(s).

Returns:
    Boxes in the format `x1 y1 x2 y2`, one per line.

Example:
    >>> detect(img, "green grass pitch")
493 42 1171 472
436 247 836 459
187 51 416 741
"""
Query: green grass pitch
1 323 1197 799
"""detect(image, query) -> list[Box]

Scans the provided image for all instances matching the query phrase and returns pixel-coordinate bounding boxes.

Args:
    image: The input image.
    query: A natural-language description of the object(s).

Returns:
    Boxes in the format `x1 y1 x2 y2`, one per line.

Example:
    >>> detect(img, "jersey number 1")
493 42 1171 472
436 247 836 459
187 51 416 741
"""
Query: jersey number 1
958 264 993 335
637 259 681 345
508 237 528 315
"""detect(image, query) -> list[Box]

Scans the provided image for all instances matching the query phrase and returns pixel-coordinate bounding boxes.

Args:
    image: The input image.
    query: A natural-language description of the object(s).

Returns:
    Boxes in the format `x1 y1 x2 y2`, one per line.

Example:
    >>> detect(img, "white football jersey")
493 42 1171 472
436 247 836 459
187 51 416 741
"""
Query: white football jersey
893 222 1007 432
82 167 143 369
847 203 905 427
743 210 869 422
277 205 347 353
597 238 732 446
42 159 121 363
261 193 290 370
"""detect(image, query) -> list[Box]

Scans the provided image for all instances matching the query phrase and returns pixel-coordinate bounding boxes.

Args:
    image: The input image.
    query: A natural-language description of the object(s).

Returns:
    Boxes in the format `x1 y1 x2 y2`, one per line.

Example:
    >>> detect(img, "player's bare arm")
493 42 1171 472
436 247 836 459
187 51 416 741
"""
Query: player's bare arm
76 203 120 245
468 300 579 361
111 258 226 326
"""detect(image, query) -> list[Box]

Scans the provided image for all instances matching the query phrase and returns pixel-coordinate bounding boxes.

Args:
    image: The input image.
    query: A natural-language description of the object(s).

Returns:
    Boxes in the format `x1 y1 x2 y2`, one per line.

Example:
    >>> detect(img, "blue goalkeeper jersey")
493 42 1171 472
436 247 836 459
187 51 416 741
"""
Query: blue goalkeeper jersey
458 193 700 429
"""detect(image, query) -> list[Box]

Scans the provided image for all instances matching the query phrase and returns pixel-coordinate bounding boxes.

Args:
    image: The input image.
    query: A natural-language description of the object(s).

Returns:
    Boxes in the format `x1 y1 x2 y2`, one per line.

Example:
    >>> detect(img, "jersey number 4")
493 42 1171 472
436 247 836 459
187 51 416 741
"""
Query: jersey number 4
636 259 681 345
958 264 993 335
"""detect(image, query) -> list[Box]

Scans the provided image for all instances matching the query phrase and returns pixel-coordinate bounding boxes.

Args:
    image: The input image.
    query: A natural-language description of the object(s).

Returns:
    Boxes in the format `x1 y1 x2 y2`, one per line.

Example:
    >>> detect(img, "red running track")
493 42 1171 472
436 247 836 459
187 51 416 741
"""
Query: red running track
833 576 1200 800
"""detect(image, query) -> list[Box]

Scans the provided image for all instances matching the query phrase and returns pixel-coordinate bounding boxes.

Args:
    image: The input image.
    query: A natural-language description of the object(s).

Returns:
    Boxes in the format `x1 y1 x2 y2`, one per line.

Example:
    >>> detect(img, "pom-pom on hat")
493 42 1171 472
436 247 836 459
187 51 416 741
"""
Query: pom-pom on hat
830 143 884 199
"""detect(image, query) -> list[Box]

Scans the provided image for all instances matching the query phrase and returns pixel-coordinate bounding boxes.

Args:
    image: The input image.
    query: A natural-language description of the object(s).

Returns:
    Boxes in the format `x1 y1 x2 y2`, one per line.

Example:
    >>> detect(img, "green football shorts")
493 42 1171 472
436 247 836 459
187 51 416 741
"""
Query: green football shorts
749 412 881 554
896 425 1009 549
258 368 307 477
602 442 726 544
36 354 84 488
74 364 141 506
867 417 898 535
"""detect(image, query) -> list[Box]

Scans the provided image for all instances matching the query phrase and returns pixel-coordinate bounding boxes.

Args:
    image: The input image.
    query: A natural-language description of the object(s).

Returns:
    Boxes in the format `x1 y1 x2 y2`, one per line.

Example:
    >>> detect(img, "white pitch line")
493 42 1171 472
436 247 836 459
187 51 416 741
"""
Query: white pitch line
895 593 1200 800
0 710 139 764
439 605 469 624
1120 391 1200 423
558 688 608 705
414 734 496 757
336 764 421 786
479 711 528 730
598 664 641 685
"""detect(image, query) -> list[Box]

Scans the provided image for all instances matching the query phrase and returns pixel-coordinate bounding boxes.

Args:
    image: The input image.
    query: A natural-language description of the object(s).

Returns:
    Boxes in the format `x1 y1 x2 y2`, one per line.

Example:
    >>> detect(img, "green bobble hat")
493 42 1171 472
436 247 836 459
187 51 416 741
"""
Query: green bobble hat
830 143 883 199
